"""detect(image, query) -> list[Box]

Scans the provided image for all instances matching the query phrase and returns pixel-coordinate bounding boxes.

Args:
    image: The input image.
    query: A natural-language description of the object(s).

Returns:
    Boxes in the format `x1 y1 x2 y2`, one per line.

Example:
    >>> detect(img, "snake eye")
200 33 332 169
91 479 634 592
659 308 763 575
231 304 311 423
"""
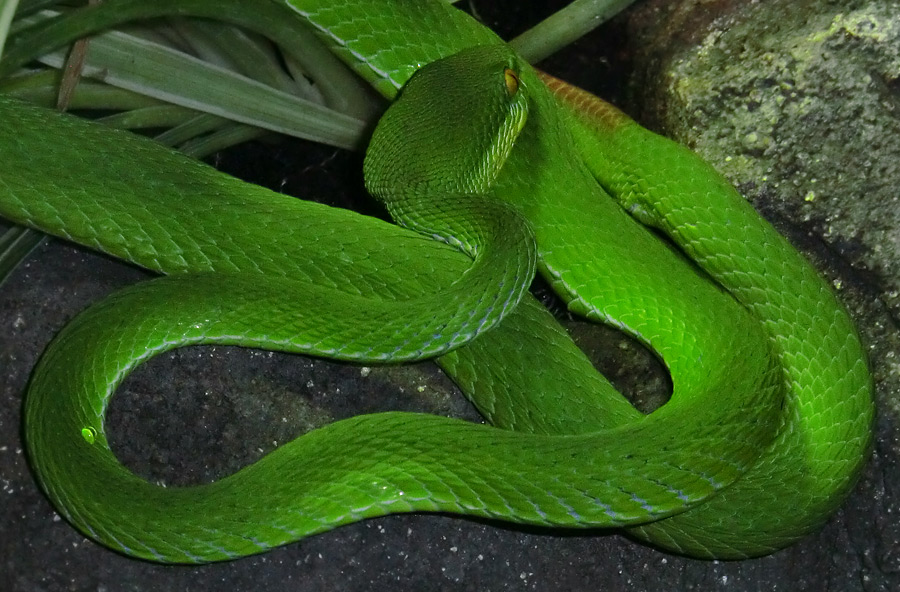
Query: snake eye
504 68 520 96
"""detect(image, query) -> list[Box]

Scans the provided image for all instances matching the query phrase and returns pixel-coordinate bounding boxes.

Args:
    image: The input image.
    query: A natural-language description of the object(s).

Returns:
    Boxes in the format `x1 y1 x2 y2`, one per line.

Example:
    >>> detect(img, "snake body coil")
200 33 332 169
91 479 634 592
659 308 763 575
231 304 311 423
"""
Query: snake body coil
0 0 873 562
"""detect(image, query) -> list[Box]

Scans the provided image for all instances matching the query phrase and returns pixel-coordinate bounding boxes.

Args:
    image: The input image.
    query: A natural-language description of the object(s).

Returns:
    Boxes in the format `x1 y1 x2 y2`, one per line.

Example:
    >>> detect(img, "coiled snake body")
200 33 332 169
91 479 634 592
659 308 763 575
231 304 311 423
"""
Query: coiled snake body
0 0 873 562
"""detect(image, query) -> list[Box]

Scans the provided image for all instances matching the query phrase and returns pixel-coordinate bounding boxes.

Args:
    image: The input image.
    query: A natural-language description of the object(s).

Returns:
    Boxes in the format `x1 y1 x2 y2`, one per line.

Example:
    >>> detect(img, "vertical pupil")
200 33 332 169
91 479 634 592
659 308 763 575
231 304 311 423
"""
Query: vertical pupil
504 69 519 95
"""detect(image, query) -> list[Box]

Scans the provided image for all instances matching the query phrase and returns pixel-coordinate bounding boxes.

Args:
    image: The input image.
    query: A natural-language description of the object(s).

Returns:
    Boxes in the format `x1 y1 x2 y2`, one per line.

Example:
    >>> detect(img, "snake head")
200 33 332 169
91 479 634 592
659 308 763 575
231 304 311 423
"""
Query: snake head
364 44 530 205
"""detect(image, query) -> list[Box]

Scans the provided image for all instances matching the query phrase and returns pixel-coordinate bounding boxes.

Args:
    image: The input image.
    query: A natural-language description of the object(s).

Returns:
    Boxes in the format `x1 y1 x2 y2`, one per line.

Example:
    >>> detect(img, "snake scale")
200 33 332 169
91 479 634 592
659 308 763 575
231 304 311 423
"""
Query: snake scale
0 0 873 562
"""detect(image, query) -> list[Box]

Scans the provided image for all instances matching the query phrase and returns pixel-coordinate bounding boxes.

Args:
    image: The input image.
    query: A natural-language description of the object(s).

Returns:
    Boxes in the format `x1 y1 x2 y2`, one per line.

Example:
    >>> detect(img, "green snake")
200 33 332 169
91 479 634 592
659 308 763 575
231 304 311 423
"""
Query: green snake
0 0 873 562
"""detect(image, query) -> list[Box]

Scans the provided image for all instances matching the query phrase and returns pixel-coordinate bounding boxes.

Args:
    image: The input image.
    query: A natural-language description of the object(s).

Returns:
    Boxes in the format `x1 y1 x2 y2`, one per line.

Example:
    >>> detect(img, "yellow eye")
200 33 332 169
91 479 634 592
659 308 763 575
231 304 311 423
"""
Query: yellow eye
504 68 520 96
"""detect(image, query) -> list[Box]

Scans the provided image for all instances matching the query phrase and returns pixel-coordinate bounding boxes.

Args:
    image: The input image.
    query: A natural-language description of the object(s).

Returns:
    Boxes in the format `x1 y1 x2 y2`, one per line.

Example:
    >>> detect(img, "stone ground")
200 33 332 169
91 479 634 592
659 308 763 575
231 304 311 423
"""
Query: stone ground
2 0 898 590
